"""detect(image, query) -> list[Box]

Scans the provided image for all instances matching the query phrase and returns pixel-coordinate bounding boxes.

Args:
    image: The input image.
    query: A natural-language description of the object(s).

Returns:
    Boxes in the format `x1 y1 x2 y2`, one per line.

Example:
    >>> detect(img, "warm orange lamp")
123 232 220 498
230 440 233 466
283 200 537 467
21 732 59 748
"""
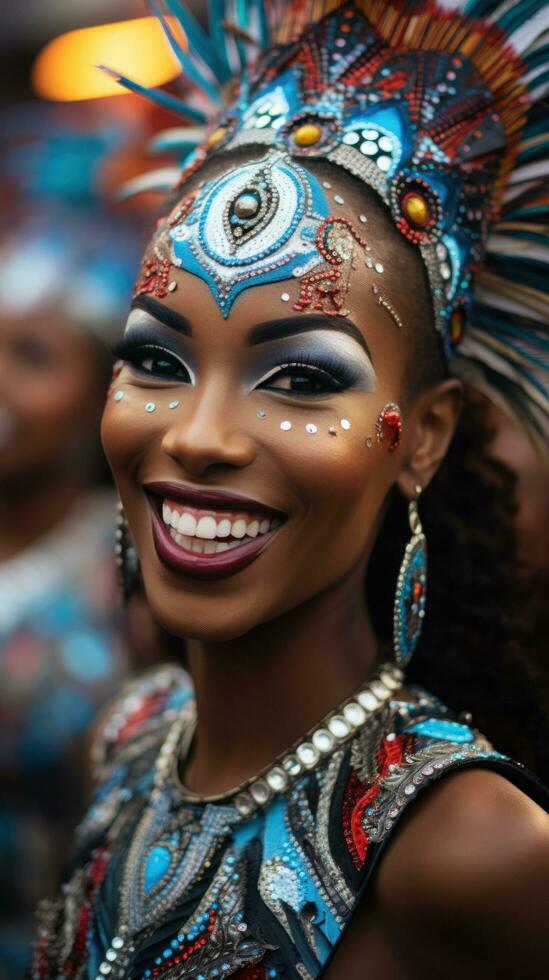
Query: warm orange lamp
32 16 186 101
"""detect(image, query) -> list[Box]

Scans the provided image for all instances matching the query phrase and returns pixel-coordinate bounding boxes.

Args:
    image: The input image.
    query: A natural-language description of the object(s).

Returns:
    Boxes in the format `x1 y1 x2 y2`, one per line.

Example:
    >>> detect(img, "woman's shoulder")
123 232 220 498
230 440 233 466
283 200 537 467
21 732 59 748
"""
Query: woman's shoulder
90 662 194 781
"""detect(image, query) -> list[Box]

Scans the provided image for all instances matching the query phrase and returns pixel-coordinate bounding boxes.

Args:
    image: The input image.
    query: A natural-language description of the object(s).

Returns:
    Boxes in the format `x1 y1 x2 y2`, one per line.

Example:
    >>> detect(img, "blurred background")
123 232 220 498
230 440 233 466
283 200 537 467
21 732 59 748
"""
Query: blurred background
0 2 547 979
0 3 191 976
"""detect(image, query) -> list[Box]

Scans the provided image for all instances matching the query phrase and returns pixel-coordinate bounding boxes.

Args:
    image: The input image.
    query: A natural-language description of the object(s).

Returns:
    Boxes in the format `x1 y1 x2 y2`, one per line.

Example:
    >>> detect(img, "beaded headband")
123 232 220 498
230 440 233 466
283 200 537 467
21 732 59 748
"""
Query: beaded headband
111 0 548 440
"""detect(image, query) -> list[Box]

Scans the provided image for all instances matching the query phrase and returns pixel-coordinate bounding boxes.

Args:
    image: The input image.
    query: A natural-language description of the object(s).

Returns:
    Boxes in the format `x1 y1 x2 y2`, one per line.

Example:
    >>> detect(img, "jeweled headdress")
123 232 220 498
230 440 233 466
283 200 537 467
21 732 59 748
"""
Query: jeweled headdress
110 0 548 441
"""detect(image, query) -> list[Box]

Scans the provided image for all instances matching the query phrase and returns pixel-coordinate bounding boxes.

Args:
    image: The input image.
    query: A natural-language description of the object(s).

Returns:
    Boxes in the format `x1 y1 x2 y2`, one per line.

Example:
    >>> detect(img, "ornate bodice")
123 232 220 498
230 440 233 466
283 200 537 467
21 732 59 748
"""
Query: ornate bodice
31 664 535 980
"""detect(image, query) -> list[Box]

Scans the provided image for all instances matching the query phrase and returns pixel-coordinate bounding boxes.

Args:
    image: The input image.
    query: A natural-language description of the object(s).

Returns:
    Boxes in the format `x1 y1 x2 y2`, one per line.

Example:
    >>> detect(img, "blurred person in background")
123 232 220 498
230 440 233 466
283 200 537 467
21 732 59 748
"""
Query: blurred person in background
0 113 144 978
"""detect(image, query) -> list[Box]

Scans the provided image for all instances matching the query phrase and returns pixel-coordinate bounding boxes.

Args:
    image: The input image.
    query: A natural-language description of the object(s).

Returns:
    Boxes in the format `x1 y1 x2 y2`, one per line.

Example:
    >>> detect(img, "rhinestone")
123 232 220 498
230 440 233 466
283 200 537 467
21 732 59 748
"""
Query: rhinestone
282 755 302 776
343 702 367 727
365 437 373 448
328 426 337 435
334 194 345 205
328 715 350 740
312 729 335 753
234 792 255 816
340 418 351 430
168 280 177 292
404 783 416 795
343 132 360 145
266 767 288 792
99 965 111 976
257 409 266 419
374 262 384 274
280 292 290 302
357 690 379 711
361 140 377 155
250 780 271 805
322 181 332 189
380 669 401 690
365 256 373 268
376 156 391 172
145 402 156 413
440 262 451 280
296 742 319 767
106 950 117 962
280 420 292 431
371 679 389 699
234 193 260 219
359 214 367 223
114 391 124 402
388 807 399 818
305 423 317 434
363 129 379 140
168 400 179 409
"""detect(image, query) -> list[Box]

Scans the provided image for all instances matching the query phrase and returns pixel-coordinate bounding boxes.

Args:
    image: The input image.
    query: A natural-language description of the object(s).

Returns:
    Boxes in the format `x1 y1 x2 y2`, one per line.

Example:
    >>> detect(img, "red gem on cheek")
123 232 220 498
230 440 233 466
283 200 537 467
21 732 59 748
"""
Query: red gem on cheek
413 581 424 600
382 412 402 452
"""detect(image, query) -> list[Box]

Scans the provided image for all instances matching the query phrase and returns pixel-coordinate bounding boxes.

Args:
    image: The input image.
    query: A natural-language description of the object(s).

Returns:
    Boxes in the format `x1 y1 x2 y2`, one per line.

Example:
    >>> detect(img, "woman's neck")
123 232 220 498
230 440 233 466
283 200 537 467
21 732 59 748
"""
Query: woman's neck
183 562 378 796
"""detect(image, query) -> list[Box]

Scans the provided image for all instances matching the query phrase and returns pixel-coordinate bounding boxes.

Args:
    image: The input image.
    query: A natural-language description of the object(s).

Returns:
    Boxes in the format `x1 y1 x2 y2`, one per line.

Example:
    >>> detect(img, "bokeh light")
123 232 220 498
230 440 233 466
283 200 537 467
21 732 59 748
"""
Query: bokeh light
32 16 185 101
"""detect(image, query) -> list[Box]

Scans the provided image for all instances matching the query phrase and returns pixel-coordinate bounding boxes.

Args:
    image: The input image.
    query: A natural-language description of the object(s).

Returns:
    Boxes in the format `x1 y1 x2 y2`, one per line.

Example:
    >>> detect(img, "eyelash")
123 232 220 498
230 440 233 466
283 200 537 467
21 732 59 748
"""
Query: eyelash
113 340 358 396
256 352 357 395
113 339 192 383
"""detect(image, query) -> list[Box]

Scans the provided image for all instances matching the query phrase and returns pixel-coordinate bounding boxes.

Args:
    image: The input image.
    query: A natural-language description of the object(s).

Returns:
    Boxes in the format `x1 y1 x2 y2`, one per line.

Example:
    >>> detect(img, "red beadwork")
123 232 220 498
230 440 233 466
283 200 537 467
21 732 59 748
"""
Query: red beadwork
376 404 403 452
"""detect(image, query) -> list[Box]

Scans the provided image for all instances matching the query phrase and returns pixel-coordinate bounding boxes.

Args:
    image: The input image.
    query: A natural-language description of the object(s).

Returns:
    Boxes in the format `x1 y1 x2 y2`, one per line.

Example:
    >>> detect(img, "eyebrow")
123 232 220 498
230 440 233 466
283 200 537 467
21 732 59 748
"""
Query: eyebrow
130 295 193 337
247 314 373 362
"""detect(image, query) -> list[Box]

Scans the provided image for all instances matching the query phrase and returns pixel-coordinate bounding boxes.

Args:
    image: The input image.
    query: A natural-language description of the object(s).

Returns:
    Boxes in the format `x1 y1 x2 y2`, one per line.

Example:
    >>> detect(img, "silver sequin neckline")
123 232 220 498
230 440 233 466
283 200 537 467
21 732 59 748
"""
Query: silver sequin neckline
154 661 404 818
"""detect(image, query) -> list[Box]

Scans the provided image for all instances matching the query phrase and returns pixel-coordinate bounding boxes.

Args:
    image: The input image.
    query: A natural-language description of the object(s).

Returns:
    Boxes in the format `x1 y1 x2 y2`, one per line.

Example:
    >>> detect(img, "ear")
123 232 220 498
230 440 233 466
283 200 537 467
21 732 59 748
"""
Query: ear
396 379 463 499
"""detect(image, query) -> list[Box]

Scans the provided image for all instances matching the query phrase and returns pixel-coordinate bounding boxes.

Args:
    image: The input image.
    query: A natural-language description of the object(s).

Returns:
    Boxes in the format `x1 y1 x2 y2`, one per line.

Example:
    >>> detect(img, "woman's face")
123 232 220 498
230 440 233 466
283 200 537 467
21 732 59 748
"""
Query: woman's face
0 309 107 486
102 168 426 641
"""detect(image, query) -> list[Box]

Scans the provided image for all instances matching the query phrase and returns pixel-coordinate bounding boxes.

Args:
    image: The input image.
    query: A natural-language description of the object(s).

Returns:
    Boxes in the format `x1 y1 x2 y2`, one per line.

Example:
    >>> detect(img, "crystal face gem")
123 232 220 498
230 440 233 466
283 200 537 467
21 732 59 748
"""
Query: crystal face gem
281 292 290 302
280 420 292 431
328 715 350 739
293 122 322 146
114 391 124 401
145 402 156 413
257 409 267 419
340 418 351 430
168 400 179 409
305 423 317 434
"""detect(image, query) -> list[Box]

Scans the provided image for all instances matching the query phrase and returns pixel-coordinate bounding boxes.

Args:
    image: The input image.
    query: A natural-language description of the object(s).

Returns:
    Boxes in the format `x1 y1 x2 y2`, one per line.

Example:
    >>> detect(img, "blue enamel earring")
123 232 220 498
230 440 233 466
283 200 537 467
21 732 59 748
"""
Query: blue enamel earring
393 486 427 667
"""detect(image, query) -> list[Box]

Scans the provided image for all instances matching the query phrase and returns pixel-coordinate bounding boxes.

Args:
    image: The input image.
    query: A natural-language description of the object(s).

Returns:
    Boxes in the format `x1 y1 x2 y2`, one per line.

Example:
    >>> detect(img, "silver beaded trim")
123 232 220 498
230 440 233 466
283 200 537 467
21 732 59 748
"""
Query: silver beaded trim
155 662 404 818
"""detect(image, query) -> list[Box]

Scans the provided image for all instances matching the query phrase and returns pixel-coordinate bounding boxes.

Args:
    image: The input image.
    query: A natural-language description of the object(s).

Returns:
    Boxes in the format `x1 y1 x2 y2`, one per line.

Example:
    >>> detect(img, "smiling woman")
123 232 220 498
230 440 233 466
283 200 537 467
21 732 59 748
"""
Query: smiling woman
30 2 549 980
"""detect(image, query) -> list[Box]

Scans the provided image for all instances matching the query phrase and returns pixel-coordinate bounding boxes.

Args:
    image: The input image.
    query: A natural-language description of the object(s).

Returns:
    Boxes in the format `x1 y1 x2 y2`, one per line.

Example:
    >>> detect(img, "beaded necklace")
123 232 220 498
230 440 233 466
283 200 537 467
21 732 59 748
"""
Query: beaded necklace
93 660 403 978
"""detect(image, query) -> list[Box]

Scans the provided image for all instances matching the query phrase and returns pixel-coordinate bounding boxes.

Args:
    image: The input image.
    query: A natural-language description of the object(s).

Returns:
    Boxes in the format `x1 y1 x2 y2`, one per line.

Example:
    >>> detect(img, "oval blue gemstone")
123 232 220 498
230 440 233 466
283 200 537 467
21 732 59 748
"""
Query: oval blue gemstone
144 846 172 893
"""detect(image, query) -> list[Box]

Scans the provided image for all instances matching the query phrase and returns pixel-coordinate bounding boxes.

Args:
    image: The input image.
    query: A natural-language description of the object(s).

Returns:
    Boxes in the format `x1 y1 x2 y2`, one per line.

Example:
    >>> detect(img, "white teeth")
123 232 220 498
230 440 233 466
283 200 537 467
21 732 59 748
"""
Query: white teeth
247 519 259 538
203 540 216 553
259 518 270 534
170 510 179 529
163 503 172 524
216 517 231 538
178 512 197 536
191 538 204 553
175 532 182 545
231 518 247 539
196 516 217 540
215 541 230 552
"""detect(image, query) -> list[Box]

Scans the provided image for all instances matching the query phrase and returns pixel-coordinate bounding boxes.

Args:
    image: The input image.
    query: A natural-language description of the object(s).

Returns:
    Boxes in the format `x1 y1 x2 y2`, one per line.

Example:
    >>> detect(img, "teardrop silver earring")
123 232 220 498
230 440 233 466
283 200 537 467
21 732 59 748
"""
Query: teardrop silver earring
393 486 427 667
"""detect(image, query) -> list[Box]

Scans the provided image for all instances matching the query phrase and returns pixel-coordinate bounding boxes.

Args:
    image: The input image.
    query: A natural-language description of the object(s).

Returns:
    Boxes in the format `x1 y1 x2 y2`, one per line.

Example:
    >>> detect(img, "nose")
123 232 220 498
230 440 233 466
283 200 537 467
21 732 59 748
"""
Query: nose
160 385 257 477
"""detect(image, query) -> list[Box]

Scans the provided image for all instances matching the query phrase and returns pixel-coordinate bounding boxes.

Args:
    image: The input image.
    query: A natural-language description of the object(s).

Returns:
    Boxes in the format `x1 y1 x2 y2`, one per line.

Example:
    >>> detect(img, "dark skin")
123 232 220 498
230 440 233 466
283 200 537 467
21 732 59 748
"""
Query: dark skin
101 164 549 977
0 309 107 560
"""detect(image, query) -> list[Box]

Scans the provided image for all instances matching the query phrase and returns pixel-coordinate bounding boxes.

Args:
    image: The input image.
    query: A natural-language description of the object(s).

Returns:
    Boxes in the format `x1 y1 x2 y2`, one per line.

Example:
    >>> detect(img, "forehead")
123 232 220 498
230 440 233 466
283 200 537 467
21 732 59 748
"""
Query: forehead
136 153 419 346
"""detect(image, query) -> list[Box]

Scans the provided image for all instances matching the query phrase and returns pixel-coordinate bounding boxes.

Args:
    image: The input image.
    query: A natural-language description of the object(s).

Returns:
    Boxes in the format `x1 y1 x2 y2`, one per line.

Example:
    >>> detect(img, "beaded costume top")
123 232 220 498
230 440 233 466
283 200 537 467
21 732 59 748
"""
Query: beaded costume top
30 663 542 980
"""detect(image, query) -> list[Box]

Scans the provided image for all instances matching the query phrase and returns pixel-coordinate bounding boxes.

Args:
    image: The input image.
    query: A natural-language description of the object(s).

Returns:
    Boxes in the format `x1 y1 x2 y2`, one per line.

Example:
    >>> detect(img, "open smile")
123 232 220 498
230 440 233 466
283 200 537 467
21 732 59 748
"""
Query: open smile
145 480 287 580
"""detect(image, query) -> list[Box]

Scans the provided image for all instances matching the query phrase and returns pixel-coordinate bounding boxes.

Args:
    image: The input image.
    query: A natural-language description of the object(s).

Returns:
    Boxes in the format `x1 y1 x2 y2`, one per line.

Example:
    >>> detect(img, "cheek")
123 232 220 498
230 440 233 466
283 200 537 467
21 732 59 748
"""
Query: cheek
101 390 162 478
